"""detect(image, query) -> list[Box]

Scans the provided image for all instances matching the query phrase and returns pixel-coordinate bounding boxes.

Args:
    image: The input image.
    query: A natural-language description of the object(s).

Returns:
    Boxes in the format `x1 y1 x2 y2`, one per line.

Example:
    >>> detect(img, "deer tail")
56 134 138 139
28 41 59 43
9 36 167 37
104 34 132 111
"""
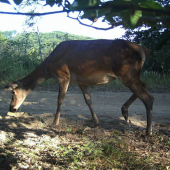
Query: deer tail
142 46 150 60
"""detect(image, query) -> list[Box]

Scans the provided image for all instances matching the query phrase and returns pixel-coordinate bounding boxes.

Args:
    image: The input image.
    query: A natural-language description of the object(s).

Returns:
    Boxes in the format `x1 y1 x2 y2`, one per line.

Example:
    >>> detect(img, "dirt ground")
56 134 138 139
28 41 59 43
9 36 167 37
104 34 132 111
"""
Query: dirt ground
0 90 170 169
0 90 170 129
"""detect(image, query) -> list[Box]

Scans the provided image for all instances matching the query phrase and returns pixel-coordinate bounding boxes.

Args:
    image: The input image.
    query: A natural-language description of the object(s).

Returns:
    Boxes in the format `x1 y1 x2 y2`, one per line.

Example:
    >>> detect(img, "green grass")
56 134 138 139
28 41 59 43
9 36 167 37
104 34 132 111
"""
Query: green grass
141 72 170 92
0 55 170 92
0 54 40 86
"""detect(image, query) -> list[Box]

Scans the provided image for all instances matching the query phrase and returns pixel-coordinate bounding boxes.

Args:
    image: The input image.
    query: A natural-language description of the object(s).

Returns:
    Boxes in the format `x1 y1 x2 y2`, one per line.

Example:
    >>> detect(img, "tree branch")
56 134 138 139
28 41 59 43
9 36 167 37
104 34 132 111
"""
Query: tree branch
0 10 69 16
67 11 124 30
77 18 124 30
77 4 170 16
1 4 170 30
138 16 170 24
0 4 170 16
67 14 120 30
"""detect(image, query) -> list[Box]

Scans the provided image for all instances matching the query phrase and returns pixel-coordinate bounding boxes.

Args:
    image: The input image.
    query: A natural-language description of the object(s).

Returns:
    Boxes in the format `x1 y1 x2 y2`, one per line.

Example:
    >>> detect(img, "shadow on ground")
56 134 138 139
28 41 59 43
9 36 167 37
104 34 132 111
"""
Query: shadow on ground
0 111 170 169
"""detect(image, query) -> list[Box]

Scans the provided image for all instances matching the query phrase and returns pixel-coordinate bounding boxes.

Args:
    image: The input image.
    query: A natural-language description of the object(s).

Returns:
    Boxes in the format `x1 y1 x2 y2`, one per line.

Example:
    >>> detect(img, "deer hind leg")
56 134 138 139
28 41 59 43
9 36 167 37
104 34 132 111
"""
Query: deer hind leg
123 80 154 135
78 84 99 127
52 78 69 127
121 94 137 121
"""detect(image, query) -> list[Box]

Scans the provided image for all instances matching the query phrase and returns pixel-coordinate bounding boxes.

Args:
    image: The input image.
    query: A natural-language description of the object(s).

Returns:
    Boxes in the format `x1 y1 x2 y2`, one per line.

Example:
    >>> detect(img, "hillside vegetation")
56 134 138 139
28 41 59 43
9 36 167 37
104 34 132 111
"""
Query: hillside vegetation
0 30 169 92
0 31 93 88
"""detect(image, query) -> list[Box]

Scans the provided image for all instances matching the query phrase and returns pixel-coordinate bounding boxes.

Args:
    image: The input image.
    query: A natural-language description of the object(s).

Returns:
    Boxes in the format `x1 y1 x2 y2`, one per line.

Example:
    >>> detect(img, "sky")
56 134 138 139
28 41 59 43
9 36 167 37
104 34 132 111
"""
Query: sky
0 1 126 39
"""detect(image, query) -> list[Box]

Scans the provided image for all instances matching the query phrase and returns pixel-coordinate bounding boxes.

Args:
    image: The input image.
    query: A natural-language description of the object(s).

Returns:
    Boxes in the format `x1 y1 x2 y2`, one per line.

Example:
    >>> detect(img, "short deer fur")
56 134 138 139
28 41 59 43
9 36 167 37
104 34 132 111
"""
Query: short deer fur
4 39 154 135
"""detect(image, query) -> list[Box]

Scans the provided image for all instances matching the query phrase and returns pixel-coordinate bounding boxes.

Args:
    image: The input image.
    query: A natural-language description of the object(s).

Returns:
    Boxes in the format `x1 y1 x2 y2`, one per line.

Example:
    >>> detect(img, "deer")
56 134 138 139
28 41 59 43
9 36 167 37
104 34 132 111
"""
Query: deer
4 39 154 135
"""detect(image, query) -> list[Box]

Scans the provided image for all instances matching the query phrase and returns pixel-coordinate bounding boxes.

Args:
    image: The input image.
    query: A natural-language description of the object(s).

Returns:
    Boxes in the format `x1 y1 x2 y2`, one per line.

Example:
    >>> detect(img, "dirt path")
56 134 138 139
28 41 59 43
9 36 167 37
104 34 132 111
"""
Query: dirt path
0 90 170 129
0 90 170 169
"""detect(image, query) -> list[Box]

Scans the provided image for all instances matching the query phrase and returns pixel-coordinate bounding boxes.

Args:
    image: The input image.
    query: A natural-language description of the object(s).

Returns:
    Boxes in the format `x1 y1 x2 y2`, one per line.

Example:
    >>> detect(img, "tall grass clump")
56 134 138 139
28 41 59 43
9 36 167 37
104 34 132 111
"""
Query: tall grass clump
141 71 170 92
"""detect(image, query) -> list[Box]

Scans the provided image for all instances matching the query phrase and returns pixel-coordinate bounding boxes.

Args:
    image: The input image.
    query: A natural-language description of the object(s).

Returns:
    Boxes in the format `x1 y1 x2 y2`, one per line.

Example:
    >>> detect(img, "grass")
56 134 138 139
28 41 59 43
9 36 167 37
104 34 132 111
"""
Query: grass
0 53 170 92
0 57 170 93
141 72 170 92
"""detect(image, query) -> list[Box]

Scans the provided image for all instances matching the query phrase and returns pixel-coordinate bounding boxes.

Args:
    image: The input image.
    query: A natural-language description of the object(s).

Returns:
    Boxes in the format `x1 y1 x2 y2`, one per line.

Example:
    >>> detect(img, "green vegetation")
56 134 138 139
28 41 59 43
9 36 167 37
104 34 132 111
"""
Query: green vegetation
123 26 170 74
0 30 170 169
0 30 93 88
0 30 170 92
1 0 170 29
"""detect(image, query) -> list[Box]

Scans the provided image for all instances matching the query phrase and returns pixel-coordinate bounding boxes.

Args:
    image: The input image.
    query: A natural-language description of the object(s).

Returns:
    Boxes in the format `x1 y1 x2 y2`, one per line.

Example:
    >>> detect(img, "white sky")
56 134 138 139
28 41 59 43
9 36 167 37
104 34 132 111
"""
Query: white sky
0 1 126 39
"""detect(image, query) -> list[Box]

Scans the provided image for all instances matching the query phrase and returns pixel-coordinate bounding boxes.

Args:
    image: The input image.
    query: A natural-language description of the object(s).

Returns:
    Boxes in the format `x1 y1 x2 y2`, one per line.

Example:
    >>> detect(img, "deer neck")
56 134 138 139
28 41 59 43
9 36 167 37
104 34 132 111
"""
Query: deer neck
19 61 51 93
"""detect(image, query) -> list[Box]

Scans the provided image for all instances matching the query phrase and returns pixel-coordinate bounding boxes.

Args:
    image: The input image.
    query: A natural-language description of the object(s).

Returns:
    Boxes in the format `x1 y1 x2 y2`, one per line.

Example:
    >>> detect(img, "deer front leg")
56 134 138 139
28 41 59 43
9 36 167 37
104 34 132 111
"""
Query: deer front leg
79 84 99 127
52 78 69 127
121 94 137 121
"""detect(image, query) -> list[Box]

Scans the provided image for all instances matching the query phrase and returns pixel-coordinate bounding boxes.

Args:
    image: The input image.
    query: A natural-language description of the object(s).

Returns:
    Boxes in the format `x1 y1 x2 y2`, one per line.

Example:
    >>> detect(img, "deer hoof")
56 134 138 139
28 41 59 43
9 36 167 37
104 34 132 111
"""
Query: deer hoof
146 129 152 136
121 107 128 121
51 122 59 128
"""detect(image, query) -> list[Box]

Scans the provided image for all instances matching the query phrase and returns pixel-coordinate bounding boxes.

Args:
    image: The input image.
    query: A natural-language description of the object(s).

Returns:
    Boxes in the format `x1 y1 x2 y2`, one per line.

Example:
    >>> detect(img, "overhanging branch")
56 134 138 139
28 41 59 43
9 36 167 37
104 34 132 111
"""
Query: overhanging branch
138 16 170 24
0 4 170 30
67 14 123 30
0 4 170 16
0 10 69 16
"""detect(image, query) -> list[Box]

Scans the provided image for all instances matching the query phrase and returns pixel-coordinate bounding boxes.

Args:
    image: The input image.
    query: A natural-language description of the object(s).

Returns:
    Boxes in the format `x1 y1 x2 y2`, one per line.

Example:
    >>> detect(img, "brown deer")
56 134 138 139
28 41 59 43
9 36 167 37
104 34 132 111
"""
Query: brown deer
4 39 154 135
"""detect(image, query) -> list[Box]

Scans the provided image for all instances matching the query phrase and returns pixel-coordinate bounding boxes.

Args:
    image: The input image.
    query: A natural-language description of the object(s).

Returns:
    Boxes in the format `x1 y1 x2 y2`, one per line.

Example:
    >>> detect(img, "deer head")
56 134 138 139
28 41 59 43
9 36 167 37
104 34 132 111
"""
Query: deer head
4 81 27 112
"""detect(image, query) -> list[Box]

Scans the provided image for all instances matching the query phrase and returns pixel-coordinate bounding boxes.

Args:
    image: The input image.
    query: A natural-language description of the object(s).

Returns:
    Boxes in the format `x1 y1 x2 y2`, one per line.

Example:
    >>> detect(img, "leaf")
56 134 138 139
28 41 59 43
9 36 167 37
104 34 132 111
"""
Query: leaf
105 12 115 23
71 0 89 10
81 10 97 22
140 1 164 10
98 7 112 18
71 0 100 11
46 0 55 7
13 0 22 5
45 0 62 7
88 0 100 7
0 0 10 4
130 0 149 5
130 10 142 27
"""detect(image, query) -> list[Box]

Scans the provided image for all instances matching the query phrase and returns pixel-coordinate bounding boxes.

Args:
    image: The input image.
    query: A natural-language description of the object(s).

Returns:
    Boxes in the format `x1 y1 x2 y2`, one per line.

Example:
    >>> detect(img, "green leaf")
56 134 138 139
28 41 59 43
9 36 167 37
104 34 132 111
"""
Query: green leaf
81 10 97 22
105 12 115 23
130 10 142 27
130 0 149 5
13 0 22 5
98 7 112 18
140 1 163 9
71 0 89 10
71 0 100 11
88 0 100 7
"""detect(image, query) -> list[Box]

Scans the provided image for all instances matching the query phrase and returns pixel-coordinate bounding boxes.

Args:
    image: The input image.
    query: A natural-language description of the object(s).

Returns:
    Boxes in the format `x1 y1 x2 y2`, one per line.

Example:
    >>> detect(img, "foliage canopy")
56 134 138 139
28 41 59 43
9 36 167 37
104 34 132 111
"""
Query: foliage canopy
0 0 170 30
123 25 170 74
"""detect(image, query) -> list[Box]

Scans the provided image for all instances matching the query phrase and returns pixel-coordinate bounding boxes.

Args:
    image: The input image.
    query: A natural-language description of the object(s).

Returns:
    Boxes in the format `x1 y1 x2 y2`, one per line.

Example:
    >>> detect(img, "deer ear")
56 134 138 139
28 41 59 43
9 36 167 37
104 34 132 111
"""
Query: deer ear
4 81 21 91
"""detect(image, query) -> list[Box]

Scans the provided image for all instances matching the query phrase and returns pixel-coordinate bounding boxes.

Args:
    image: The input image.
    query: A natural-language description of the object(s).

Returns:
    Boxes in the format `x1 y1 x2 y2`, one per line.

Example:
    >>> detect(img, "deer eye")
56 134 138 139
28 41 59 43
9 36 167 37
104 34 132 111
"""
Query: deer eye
12 91 15 95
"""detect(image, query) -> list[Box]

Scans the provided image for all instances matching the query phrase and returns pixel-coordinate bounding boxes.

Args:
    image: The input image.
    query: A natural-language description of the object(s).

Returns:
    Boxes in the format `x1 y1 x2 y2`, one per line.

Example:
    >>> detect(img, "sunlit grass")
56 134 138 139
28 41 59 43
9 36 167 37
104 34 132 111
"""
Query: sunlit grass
141 71 170 92
0 55 170 92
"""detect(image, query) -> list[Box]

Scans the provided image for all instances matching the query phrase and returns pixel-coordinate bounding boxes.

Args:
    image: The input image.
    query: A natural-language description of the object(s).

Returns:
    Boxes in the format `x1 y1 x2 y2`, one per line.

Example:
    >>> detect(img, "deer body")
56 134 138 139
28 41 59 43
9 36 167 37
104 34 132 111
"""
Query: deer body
4 39 153 135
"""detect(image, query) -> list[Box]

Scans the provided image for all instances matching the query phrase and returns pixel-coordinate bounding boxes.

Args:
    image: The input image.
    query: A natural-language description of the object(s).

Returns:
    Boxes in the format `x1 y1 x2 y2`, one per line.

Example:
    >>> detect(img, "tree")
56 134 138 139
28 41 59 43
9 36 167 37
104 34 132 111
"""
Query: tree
19 0 43 61
122 25 170 74
0 32 7 56
1 30 17 39
0 0 170 30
